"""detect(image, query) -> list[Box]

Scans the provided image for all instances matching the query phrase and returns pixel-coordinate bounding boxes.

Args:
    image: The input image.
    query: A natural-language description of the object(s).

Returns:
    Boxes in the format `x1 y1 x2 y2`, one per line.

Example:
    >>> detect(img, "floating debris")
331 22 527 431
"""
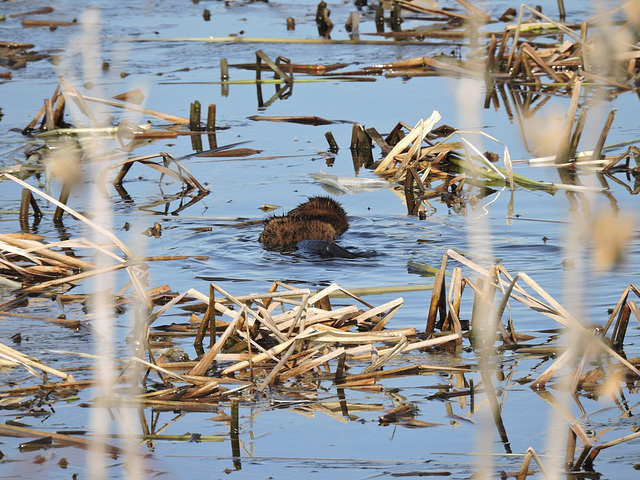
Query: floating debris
310 171 394 194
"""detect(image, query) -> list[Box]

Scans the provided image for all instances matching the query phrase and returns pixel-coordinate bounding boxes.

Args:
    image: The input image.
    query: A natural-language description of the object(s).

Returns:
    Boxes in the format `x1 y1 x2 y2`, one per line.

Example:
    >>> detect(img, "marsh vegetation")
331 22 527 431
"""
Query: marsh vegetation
1 1 640 478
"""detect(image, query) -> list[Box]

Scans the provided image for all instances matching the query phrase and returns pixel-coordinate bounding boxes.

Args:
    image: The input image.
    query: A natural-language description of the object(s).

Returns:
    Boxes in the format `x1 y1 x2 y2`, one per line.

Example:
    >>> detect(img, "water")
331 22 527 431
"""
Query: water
1 1 640 478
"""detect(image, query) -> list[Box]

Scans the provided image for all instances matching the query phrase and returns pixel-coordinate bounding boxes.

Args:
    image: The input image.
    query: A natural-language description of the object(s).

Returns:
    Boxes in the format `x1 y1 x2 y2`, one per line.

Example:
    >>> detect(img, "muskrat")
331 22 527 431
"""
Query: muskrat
259 198 375 258
288 196 349 236
258 214 337 247
259 197 353 257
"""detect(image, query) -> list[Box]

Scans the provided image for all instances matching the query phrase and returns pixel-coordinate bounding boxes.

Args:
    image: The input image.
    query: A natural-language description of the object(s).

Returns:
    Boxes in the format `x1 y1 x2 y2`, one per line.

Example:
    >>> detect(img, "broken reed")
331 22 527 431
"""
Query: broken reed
3 232 640 474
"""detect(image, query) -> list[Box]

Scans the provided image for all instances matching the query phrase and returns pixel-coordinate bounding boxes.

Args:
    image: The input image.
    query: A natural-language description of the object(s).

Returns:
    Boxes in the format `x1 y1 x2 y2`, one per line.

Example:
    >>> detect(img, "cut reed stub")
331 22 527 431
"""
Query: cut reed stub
206 104 216 131
345 12 359 33
324 131 339 153
189 100 201 131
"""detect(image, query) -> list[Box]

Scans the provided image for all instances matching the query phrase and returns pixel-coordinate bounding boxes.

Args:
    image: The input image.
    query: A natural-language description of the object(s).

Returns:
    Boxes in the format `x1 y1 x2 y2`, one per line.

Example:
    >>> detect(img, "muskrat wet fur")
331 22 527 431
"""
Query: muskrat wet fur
258 214 337 247
259 196 347 248
288 196 349 236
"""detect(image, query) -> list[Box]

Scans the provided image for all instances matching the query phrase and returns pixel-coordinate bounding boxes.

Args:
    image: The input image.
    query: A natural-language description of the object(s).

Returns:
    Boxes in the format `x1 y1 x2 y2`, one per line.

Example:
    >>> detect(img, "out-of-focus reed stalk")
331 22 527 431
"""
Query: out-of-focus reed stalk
57 7 145 479
456 11 495 479
545 2 637 477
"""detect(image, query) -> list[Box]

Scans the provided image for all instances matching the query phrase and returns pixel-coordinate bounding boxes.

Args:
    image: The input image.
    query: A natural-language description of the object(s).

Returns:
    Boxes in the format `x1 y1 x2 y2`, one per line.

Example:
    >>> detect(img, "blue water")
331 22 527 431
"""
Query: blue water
1 1 639 478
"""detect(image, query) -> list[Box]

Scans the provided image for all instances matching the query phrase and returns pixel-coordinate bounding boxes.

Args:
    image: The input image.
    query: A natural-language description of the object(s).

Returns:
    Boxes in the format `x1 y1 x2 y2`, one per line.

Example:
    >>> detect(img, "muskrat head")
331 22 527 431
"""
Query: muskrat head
259 214 337 247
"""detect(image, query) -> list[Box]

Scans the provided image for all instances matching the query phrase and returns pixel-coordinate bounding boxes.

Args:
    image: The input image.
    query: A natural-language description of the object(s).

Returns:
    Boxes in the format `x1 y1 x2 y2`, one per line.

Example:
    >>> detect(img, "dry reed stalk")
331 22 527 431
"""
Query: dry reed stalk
0 310 82 328
164 154 209 192
425 250 640 397
22 261 134 293
426 253 449 334
531 348 574 389
1 173 135 258
569 351 590 392
446 301 463 352
64 90 189 124
506 4 582 69
256 340 298 394
0 233 96 270
520 43 564 83
532 324 640 388
157 360 250 371
309 282 375 308
0 423 121 454
127 398 228 410
104 154 202 190
1 242 44 267
568 109 588 160
611 301 632 351
340 363 465 385
236 329 283 367
393 0 469 20
348 333 461 360
220 329 307 376
0 379 94 398
22 19 77 28
24 81 61 132
0 342 74 381
471 265 499 347
62 84 103 127
516 447 548 479
194 283 216 347
181 380 220 399
453 0 490 22
9 7 54 18
628 300 640 324
565 426 578 469
357 297 404 331
111 34 443 46
586 430 640 468
579 69 632 90
443 266 463 332
146 291 190 325
362 336 409 373
52 237 125 264
385 113 442 173
277 347 346 382
314 323 416 338
589 109 616 162
130 356 205 386
124 265 154 311
212 287 292 341
253 302 281 335
106 433 224 442
189 306 246 376
255 50 293 84
285 292 310 337
493 273 521 345
601 146 638 174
